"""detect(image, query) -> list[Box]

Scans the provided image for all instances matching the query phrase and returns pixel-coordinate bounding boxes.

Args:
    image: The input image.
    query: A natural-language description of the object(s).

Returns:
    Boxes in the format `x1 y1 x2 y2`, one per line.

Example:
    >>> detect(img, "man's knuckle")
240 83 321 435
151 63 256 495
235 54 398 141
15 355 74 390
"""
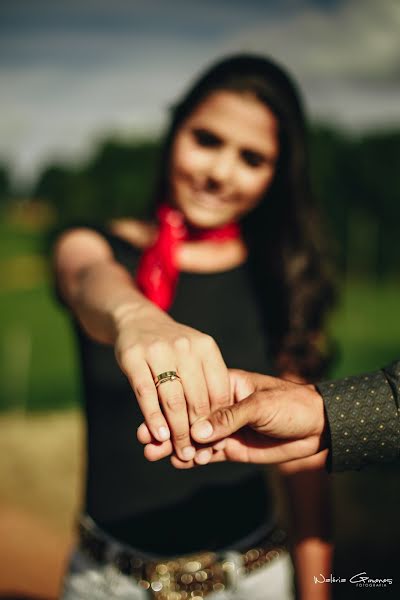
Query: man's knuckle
214 407 235 430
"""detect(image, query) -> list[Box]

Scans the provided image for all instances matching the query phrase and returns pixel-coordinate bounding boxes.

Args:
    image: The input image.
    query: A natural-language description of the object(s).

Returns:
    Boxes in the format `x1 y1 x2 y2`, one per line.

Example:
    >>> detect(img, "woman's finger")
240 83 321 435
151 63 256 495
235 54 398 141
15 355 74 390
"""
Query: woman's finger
137 422 153 444
144 440 174 461
148 355 195 461
124 357 171 443
198 337 231 413
176 353 210 425
171 448 226 469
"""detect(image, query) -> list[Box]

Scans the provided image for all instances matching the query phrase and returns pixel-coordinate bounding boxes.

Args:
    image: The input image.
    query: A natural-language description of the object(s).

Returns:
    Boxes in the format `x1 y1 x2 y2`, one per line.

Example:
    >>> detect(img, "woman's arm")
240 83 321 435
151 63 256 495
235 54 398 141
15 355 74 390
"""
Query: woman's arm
54 228 231 462
277 453 333 600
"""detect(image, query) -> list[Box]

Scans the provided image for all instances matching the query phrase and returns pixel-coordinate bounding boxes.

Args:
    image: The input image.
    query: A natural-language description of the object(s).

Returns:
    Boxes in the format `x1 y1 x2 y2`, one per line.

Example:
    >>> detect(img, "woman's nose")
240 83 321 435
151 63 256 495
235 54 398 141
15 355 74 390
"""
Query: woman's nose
206 149 236 185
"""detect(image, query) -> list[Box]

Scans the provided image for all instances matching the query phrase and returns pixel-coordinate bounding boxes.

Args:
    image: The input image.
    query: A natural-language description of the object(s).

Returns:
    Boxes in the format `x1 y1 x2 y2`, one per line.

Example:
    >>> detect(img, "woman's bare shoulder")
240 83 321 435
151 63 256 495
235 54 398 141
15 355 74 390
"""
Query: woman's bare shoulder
109 218 157 249
53 227 113 276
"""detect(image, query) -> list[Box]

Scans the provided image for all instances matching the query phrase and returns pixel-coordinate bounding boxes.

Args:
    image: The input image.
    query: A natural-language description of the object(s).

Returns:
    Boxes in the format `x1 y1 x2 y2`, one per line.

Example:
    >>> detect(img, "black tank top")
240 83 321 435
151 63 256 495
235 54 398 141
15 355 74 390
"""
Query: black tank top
63 227 277 555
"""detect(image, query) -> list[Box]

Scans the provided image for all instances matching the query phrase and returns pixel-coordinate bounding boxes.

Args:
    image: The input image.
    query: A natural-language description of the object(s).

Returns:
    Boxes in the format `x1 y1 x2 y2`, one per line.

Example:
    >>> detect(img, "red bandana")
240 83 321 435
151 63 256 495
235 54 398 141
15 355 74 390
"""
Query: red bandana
136 203 241 310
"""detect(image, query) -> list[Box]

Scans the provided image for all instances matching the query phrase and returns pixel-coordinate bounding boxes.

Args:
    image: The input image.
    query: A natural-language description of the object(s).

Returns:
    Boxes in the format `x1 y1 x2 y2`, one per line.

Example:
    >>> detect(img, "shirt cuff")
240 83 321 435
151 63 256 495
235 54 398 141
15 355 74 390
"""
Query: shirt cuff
317 369 400 472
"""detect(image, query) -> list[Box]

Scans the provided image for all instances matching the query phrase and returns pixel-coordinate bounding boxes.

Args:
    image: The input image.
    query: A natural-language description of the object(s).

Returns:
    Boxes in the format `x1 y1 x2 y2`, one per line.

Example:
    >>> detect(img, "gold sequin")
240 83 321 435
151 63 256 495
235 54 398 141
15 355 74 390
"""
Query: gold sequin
246 549 260 561
222 561 235 572
185 561 202 573
157 564 168 575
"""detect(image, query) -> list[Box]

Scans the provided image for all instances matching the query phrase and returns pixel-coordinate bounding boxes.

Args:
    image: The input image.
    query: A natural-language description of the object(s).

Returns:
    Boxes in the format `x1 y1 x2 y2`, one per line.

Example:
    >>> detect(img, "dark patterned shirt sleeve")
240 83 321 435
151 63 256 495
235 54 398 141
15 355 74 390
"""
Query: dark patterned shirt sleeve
316 361 400 472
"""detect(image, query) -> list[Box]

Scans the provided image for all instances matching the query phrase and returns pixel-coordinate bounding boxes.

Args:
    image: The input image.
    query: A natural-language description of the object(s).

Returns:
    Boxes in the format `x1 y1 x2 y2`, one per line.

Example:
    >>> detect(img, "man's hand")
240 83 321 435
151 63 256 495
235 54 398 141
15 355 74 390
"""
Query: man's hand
185 369 329 466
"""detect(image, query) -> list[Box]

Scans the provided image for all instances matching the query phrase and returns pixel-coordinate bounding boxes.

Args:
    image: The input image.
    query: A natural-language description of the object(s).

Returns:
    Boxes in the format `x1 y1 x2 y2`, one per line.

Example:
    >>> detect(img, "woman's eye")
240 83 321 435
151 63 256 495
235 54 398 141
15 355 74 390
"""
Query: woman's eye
192 129 221 148
241 150 266 168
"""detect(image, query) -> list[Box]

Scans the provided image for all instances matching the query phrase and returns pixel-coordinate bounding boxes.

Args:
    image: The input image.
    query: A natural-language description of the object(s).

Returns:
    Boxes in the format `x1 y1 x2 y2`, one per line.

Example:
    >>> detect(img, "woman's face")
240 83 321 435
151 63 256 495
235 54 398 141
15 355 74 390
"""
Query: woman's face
170 90 279 228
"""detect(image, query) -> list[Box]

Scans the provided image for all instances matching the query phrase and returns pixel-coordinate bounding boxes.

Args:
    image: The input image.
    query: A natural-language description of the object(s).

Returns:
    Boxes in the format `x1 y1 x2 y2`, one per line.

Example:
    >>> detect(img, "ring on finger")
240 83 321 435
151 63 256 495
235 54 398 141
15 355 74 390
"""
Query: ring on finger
154 371 181 389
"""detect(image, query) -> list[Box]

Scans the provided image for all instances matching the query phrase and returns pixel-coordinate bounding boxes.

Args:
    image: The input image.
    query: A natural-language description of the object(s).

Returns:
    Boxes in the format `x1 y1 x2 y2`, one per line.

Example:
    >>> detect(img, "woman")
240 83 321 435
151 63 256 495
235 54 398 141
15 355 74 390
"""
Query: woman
55 54 335 600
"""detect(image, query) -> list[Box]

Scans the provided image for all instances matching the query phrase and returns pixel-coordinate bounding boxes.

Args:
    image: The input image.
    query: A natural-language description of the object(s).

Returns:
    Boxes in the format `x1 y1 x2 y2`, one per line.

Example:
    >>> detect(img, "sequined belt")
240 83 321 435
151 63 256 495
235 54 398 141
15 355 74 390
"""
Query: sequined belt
78 515 287 599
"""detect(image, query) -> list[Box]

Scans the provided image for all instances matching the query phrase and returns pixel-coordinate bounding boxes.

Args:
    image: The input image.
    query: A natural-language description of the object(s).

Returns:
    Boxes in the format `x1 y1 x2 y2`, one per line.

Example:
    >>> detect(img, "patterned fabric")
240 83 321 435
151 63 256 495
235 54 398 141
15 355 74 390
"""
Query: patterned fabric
317 360 400 472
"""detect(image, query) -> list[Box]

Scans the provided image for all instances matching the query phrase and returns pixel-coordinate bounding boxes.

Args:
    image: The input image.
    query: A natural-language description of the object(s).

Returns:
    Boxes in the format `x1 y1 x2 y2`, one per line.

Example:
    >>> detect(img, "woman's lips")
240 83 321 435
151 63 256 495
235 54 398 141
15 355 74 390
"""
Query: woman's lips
190 185 233 208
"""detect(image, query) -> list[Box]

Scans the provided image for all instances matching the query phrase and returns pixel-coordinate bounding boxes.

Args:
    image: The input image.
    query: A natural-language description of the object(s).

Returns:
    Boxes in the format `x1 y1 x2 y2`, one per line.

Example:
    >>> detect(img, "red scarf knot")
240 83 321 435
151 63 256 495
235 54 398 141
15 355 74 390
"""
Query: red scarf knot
136 203 240 310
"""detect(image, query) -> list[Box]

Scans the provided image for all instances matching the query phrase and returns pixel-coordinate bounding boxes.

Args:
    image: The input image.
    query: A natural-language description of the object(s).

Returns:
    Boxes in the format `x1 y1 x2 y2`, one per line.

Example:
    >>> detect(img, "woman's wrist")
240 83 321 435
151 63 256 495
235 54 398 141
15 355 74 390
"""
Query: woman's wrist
110 295 173 339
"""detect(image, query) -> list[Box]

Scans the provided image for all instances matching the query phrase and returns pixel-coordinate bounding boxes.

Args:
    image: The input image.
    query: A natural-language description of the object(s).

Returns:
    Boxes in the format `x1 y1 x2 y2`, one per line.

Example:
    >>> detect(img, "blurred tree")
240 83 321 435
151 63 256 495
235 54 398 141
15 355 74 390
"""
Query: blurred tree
33 139 161 225
309 125 352 271
34 165 75 213
0 163 11 204
84 138 160 219
309 126 400 280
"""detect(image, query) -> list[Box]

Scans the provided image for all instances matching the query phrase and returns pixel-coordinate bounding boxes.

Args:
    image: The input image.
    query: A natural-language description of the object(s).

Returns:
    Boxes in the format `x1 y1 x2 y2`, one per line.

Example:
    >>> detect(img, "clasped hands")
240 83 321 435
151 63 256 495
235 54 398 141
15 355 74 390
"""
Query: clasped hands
138 369 328 468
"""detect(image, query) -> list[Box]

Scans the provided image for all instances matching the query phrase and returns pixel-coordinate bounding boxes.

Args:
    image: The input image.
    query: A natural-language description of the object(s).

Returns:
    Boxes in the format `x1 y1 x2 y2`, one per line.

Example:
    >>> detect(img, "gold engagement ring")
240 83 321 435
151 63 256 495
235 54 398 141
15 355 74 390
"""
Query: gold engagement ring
154 371 181 389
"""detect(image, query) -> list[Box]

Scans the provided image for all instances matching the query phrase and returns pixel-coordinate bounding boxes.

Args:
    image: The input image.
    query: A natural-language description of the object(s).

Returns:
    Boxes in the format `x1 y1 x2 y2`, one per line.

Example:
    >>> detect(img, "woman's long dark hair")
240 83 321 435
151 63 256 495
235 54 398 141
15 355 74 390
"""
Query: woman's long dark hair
152 54 336 379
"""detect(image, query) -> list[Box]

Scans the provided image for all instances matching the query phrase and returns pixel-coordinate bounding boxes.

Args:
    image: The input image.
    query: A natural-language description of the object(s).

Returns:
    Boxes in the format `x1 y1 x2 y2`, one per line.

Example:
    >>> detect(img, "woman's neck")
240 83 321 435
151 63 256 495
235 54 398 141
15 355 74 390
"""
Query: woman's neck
177 238 247 273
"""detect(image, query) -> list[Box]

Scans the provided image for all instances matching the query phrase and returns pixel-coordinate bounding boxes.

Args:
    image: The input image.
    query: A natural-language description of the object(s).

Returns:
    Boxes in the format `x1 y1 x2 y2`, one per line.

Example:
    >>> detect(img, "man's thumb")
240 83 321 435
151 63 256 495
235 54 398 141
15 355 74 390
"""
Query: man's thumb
191 399 254 443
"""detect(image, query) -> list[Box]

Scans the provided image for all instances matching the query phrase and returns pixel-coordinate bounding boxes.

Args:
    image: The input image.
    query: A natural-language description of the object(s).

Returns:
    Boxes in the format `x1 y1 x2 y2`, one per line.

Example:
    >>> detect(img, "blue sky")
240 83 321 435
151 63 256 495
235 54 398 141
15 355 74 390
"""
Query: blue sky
1 0 399 186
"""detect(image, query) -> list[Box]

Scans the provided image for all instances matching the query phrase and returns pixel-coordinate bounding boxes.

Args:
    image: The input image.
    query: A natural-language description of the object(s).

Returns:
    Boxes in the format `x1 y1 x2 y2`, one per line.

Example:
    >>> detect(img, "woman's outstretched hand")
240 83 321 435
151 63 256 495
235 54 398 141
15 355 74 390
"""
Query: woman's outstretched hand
54 228 231 464
139 369 328 468
115 304 230 462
